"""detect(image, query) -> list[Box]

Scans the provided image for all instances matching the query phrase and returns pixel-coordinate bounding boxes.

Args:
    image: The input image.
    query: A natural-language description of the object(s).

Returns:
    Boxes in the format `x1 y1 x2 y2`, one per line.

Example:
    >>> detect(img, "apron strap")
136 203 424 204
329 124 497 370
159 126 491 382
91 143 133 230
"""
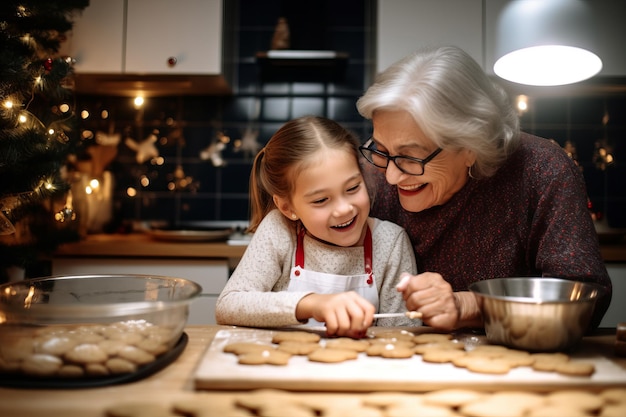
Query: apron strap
295 227 306 268
295 225 373 284
364 226 373 285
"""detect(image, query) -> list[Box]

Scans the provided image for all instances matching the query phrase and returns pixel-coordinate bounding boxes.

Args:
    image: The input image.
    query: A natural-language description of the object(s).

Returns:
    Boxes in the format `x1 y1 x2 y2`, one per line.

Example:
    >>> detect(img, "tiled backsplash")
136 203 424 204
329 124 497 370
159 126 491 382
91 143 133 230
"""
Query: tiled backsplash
74 0 626 231
75 0 375 231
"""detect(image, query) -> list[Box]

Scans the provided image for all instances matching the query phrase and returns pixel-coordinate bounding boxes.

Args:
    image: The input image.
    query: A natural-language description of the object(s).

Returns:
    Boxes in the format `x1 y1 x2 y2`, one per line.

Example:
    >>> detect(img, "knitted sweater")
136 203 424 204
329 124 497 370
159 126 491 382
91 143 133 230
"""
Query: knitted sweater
368 132 612 329
215 209 417 327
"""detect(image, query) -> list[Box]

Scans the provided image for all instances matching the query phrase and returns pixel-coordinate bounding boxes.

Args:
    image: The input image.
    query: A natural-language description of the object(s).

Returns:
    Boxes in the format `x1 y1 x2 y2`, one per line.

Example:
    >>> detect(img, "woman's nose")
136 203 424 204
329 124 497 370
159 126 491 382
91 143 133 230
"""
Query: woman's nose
384 160 405 185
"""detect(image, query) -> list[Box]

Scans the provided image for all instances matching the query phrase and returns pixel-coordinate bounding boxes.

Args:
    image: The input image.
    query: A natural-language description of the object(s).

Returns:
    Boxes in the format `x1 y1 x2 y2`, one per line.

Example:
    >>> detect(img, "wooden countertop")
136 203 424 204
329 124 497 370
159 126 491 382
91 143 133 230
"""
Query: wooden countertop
54 233 248 259
0 326 624 417
55 234 626 262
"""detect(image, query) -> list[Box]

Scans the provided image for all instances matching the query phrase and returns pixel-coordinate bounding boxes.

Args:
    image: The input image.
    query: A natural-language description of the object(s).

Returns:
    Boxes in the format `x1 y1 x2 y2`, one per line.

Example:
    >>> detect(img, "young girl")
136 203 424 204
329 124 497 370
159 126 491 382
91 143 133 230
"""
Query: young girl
215 116 416 338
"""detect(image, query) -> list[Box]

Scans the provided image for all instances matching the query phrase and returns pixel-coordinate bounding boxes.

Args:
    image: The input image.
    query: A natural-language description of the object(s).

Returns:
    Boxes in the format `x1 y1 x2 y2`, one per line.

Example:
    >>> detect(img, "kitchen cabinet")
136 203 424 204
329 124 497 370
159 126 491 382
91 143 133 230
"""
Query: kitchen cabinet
64 0 223 75
376 0 484 73
51 258 228 325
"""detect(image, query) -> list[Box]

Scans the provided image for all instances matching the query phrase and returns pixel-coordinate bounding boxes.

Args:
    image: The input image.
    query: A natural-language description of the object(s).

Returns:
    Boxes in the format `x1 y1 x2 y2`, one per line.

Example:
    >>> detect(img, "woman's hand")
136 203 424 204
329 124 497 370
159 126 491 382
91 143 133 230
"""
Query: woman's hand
296 292 375 338
396 272 482 331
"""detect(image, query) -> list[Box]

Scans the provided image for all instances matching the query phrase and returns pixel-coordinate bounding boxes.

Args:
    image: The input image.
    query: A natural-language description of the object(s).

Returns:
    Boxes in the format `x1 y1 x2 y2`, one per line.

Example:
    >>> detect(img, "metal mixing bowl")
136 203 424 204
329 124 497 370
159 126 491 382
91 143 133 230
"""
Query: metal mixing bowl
0 274 201 379
469 277 603 352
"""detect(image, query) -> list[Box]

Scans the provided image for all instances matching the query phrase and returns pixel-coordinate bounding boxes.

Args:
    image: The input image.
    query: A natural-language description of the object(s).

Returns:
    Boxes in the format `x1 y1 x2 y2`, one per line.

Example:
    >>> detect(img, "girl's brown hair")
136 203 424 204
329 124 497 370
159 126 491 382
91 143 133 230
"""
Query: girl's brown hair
247 116 361 232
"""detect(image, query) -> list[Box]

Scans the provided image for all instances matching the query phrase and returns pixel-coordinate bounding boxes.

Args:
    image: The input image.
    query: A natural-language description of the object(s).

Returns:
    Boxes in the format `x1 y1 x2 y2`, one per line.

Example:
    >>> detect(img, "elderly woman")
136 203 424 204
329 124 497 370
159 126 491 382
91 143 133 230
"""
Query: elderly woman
357 45 612 332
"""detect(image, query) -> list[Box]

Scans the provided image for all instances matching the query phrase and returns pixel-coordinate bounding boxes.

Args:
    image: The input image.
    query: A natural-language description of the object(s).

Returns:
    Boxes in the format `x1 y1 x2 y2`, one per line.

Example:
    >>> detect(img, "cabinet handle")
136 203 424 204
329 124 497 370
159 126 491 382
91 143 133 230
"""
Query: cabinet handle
167 57 177 67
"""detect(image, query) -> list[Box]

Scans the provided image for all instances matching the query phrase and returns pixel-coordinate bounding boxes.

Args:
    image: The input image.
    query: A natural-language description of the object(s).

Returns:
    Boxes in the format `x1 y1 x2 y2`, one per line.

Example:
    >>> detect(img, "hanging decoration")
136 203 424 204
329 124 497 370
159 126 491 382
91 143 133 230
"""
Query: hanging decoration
234 126 261 159
200 132 229 167
125 129 160 164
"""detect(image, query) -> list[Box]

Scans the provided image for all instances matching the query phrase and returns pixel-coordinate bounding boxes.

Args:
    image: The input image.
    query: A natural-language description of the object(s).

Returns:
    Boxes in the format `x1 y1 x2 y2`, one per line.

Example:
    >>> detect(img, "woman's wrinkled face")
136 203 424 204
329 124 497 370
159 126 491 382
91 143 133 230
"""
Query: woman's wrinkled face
371 110 474 212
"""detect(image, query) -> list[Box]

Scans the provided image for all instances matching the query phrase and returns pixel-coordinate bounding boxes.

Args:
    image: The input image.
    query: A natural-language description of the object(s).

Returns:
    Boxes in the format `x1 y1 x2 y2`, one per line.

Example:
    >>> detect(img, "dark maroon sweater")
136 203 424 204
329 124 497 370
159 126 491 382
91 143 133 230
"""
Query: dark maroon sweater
368 132 612 329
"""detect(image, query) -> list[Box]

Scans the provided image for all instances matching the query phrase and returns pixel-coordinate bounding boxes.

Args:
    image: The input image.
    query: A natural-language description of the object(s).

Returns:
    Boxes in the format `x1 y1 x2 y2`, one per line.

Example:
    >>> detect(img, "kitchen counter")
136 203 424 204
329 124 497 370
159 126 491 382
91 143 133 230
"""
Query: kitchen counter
54 233 248 259
55 233 626 262
0 326 624 417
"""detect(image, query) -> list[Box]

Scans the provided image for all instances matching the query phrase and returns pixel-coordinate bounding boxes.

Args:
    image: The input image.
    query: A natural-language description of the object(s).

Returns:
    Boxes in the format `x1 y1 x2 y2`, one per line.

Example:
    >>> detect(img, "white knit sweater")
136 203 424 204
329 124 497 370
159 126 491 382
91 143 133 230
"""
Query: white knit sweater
215 209 417 328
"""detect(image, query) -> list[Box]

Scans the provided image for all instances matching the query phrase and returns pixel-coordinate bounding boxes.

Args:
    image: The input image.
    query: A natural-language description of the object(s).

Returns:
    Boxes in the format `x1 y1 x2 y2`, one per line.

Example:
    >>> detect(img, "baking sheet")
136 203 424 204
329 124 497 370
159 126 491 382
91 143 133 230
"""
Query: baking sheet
194 327 626 392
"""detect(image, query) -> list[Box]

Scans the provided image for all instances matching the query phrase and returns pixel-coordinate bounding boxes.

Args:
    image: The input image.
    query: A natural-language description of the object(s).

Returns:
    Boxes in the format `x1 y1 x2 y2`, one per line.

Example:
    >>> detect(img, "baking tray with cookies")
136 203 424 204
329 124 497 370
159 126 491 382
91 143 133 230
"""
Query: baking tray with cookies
193 326 626 392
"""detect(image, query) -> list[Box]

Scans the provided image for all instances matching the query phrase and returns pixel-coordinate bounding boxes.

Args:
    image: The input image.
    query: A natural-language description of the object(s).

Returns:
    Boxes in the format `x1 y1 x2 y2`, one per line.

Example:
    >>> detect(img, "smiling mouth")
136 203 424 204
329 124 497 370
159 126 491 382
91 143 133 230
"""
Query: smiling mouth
332 217 356 229
398 183 428 192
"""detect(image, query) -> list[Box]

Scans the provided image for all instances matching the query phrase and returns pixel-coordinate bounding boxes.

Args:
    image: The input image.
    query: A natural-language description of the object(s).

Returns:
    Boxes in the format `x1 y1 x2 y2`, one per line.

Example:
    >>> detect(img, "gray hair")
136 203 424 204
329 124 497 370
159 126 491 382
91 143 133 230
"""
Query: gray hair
357 46 520 178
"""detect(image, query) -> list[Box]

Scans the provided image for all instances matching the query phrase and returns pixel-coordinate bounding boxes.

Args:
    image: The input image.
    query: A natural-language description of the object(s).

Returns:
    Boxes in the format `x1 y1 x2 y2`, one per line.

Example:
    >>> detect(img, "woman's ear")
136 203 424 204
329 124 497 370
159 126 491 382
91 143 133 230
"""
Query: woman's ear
273 195 297 220
464 148 477 168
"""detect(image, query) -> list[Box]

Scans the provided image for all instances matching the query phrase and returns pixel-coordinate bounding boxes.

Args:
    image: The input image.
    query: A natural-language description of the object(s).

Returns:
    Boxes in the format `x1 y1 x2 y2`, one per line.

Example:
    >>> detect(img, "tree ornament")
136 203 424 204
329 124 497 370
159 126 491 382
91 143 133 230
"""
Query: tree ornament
44 58 53 71
54 191 77 223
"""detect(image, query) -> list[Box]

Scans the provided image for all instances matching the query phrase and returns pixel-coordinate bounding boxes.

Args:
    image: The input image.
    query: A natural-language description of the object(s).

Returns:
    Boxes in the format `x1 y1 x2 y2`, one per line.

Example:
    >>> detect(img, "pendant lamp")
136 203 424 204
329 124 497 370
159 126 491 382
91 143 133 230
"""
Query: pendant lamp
494 0 602 86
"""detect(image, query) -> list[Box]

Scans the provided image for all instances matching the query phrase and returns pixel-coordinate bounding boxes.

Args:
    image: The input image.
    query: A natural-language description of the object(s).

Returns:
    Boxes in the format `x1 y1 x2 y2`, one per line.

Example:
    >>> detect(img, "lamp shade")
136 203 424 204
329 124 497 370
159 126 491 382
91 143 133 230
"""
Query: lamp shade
494 0 602 86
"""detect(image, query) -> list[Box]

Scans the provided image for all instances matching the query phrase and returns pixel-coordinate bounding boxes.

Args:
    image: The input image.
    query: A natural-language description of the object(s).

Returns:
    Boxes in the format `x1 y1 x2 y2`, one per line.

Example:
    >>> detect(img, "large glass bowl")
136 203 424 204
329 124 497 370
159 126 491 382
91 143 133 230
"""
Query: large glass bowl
0 274 201 379
469 277 603 352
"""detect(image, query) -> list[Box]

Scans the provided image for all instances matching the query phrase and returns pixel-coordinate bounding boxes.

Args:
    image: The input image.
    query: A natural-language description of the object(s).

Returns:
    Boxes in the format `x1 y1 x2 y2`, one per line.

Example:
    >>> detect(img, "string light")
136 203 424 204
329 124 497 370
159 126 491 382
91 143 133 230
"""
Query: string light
133 96 144 108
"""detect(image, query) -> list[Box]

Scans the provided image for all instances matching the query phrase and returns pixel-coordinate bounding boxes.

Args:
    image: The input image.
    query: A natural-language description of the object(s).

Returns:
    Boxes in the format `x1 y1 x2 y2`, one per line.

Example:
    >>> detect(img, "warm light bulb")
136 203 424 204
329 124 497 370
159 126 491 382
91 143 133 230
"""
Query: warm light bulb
134 96 144 108
3 100 13 109
494 45 602 86
89 179 100 189
516 95 529 113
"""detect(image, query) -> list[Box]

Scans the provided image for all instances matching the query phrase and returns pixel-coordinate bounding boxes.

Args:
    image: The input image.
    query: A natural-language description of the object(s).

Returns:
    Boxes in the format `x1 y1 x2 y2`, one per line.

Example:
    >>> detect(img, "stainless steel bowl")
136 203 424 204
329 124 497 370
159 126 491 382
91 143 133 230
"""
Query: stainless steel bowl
469 277 603 352
0 274 201 379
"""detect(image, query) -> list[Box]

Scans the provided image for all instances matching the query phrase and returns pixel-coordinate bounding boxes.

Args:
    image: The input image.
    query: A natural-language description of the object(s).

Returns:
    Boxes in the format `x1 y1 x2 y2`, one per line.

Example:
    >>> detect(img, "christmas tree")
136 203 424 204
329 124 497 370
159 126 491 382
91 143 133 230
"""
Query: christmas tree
0 0 89 281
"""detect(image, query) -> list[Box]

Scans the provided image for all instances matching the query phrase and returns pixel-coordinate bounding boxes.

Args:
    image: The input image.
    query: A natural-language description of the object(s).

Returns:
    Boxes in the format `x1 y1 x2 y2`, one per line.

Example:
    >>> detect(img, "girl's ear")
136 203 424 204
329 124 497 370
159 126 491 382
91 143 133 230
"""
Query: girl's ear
273 195 297 220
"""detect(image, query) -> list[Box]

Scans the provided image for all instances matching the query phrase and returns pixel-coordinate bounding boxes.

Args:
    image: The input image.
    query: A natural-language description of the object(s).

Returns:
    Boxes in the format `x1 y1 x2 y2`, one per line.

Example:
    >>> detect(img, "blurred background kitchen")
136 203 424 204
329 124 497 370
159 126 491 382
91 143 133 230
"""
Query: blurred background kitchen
1 0 625 324
65 0 626 233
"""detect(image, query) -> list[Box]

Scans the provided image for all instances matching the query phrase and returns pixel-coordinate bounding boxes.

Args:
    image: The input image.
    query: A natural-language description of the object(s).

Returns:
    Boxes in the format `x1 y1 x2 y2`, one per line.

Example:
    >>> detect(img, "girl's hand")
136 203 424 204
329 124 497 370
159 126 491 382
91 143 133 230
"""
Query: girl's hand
296 292 375 338
396 272 461 331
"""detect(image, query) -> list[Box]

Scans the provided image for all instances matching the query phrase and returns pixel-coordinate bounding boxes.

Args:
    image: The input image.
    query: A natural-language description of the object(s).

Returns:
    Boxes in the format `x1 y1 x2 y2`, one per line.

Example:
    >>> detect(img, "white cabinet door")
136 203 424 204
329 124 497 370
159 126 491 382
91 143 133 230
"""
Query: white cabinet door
63 0 125 73
51 258 229 325
63 0 222 75
125 0 222 74
377 0 483 73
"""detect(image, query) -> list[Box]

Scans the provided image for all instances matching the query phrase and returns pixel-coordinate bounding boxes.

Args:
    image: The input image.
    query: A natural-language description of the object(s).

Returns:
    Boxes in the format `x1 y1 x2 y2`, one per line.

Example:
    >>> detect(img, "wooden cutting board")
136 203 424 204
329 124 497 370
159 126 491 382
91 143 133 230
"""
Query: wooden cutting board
194 327 626 392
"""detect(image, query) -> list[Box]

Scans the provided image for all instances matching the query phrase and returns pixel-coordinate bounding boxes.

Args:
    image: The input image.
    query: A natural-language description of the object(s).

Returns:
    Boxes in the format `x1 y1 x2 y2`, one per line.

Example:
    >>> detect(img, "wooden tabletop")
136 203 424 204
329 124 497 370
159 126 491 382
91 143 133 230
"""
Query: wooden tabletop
0 326 623 417
54 233 247 259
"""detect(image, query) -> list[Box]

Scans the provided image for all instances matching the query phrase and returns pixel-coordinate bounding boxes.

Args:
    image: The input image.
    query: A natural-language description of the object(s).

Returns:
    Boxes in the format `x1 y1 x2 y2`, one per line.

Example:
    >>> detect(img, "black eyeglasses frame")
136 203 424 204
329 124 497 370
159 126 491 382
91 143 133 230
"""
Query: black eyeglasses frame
358 138 443 176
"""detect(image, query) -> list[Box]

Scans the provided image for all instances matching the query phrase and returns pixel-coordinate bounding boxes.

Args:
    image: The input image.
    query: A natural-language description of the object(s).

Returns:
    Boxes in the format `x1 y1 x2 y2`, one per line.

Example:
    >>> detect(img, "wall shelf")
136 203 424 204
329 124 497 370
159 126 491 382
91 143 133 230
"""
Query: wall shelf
255 50 349 82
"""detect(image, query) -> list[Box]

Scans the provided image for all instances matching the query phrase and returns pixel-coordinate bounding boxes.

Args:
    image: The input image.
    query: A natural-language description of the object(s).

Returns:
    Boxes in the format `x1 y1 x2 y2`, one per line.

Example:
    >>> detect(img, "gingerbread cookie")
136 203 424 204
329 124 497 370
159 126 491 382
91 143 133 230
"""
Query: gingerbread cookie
276 341 320 355
412 333 453 344
324 338 370 352
307 348 358 363
421 348 467 364
554 361 595 377
238 349 292 366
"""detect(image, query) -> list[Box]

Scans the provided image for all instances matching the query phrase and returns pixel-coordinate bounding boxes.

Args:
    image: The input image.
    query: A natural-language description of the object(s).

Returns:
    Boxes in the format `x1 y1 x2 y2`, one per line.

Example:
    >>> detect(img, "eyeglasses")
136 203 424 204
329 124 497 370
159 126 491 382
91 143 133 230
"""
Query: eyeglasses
359 138 443 176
